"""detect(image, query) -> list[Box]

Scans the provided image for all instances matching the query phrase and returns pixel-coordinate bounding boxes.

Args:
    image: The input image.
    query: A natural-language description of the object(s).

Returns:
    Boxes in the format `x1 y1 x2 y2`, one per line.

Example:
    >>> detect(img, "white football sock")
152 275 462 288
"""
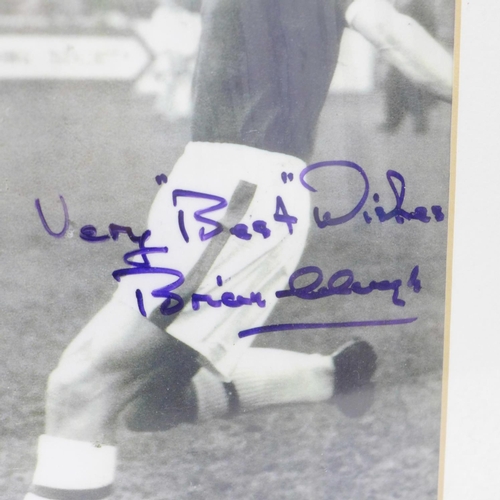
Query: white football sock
193 348 334 419
25 435 116 500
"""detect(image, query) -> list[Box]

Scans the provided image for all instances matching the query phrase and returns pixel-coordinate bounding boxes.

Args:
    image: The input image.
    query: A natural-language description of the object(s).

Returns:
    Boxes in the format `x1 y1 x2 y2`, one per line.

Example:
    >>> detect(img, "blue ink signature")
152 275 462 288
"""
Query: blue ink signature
35 162 445 246
34 195 143 243
238 317 418 338
300 161 444 227
276 265 421 307
111 230 185 317
111 232 267 316
35 160 443 336
192 290 266 310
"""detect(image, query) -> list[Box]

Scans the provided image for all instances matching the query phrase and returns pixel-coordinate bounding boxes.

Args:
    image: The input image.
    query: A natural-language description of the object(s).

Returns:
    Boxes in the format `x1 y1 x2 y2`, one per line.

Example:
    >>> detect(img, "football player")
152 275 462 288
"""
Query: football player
25 0 453 498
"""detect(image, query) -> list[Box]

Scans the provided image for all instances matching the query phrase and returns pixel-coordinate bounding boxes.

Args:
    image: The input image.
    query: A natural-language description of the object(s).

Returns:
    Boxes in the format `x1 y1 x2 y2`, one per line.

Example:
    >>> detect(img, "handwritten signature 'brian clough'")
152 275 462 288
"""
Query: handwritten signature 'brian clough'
34 159 442 336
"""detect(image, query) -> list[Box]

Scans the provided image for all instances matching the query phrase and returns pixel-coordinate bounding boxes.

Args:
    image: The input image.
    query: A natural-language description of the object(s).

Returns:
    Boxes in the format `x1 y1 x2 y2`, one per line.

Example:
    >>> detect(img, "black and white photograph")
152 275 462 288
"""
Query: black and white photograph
1 0 456 499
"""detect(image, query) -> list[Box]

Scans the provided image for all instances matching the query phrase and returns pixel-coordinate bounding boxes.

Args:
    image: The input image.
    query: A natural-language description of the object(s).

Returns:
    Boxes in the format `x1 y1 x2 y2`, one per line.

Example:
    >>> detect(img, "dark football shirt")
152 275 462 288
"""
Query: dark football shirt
192 0 348 160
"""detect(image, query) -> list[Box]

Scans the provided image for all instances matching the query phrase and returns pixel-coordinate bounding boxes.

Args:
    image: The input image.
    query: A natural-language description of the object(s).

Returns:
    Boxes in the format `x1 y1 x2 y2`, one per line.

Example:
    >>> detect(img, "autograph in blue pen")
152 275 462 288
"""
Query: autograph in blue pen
35 159 443 337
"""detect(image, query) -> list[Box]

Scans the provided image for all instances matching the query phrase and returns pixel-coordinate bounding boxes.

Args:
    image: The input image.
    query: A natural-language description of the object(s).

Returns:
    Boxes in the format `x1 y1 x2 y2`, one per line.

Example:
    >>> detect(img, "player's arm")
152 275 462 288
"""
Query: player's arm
345 0 453 101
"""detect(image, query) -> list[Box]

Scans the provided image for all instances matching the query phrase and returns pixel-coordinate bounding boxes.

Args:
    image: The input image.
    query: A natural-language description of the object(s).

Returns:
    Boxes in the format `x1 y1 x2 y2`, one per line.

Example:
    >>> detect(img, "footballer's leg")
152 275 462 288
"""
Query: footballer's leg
25 300 200 500
124 342 377 431
124 0 376 430
25 1 363 499
120 0 348 430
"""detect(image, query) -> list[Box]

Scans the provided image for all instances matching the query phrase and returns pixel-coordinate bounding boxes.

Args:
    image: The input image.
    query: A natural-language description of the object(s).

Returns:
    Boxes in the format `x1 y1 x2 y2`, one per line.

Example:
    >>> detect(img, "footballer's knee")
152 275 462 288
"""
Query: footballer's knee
122 342 201 432
45 328 201 438
45 350 138 440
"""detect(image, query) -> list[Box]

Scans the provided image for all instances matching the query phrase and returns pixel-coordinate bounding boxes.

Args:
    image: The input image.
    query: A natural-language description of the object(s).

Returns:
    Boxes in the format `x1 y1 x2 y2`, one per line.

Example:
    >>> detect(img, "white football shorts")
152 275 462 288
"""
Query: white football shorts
113 142 310 379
